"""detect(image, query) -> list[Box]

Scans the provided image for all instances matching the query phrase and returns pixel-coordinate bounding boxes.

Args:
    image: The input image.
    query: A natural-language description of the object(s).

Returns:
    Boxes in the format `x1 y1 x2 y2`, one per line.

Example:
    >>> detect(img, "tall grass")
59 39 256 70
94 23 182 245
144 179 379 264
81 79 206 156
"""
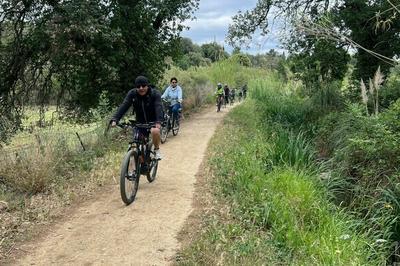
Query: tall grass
161 59 270 112
248 74 396 262
179 100 381 264
251 78 315 130
0 124 109 194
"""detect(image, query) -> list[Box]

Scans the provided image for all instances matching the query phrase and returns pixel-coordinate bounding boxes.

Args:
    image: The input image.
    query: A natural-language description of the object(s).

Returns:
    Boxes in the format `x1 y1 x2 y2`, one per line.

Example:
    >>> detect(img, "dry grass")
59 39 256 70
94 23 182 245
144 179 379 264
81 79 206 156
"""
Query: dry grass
0 123 125 263
1 146 60 194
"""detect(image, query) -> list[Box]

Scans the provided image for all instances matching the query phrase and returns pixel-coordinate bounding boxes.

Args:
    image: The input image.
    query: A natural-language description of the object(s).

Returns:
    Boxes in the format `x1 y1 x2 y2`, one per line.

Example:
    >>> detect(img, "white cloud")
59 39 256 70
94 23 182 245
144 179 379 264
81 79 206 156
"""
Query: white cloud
184 15 232 31
180 0 284 55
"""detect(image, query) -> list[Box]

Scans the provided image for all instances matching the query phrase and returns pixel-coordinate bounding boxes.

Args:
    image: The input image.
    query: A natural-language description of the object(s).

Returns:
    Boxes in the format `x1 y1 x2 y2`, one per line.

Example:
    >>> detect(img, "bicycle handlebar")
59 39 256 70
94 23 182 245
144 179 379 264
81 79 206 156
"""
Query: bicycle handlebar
116 120 156 129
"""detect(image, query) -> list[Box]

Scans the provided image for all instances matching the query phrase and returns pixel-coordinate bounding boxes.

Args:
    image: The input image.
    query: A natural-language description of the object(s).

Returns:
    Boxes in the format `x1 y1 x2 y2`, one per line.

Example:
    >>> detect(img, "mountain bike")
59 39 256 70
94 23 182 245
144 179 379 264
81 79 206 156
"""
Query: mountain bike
116 121 159 205
216 94 224 112
229 94 235 105
223 95 229 108
238 92 243 102
160 99 180 143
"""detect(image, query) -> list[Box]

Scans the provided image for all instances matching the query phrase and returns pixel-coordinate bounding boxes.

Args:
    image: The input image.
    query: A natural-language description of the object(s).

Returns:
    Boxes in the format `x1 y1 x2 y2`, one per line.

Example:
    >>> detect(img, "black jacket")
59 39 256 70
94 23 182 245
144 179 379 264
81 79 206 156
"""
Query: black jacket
111 86 163 123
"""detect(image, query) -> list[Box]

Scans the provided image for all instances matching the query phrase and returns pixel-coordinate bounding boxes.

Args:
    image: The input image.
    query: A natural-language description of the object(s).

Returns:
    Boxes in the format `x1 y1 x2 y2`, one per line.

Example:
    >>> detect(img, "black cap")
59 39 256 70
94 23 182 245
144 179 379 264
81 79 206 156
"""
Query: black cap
135 76 149 88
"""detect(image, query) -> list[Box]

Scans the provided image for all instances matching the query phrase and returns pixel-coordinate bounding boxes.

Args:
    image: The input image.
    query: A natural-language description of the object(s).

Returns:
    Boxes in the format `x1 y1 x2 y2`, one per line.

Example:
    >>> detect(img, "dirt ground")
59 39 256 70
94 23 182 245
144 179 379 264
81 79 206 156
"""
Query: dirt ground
13 105 230 265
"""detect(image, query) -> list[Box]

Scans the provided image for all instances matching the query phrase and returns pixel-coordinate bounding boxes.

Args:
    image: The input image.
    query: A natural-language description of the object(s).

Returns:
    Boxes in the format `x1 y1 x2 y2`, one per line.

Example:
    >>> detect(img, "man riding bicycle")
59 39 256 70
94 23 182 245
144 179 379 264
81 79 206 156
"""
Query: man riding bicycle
161 77 183 127
242 84 248 99
215 83 224 111
110 75 163 160
215 83 224 100
223 84 230 105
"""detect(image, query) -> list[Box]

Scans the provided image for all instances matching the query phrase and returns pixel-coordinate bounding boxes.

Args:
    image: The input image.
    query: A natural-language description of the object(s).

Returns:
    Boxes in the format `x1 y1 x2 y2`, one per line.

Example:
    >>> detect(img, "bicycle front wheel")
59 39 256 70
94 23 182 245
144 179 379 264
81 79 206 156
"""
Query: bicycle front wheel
160 123 168 143
146 142 158 183
120 149 140 205
217 99 222 112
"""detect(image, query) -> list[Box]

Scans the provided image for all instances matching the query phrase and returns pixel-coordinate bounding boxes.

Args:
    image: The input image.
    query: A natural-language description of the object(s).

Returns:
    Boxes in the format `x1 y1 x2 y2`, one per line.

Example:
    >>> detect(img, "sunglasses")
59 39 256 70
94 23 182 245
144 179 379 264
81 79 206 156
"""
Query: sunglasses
171 81 177 84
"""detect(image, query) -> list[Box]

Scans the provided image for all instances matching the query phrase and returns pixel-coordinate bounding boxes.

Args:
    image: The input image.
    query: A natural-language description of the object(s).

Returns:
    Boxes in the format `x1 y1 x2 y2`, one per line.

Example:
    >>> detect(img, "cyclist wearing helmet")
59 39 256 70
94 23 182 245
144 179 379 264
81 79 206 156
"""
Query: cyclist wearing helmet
111 75 164 160
215 83 224 97
161 77 183 126
215 83 224 111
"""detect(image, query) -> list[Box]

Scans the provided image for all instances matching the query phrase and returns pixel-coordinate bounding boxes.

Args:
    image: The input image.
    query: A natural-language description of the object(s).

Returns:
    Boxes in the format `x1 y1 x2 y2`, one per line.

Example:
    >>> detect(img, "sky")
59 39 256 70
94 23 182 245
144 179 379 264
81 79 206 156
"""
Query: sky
181 0 283 55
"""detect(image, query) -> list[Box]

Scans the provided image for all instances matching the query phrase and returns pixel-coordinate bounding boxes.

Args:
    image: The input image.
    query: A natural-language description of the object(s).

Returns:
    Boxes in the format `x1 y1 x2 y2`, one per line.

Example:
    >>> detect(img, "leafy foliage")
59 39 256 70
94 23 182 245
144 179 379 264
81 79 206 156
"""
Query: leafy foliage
0 0 199 141
200 42 229 62
227 0 400 85
184 100 381 264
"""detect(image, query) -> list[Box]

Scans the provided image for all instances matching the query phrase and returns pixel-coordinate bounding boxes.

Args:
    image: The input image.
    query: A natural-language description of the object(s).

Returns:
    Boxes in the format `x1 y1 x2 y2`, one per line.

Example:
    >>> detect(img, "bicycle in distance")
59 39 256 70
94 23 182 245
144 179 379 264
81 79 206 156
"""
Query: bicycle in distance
160 98 181 143
229 89 235 105
216 94 224 112
113 120 159 205
238 90 243 102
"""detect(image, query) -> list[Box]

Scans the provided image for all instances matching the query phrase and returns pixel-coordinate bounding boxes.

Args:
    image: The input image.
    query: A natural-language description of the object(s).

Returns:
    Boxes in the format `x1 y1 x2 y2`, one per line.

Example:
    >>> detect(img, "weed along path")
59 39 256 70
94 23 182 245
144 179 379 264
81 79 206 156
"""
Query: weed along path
15 105 231 265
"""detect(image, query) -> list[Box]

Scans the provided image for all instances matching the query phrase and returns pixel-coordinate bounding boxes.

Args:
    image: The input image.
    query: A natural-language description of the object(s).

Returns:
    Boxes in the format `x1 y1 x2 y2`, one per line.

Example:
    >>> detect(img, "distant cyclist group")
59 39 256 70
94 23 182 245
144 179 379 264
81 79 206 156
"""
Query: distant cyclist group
109 75 247 204
214 82 247 112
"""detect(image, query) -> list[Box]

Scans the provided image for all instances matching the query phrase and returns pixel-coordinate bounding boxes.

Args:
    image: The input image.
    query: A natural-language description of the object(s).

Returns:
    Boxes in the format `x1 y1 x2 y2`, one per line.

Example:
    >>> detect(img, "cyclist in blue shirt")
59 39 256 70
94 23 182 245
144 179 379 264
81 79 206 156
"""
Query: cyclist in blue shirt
161 77 183 126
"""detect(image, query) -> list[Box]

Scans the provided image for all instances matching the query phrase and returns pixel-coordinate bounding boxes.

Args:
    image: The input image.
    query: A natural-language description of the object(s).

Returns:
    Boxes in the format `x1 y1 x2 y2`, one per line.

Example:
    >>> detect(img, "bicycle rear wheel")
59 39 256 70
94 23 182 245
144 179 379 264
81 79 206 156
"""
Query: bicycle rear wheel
120 149 140 205
146 142 158 183
217 98 222 112
172 116 179 136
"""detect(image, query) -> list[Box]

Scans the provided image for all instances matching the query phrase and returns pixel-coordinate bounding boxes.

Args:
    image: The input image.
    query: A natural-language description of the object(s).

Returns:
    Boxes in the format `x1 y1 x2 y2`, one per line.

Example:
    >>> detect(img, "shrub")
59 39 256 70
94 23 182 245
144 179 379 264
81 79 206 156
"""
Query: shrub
380 65 400 109
251 78 315 129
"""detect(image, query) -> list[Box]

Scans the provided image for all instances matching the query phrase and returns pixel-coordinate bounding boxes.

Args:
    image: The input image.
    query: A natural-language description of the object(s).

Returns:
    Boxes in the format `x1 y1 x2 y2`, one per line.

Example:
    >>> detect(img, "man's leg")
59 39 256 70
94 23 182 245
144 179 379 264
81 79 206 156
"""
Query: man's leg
172 103 181 121
151 127 162 160
151 127 161 149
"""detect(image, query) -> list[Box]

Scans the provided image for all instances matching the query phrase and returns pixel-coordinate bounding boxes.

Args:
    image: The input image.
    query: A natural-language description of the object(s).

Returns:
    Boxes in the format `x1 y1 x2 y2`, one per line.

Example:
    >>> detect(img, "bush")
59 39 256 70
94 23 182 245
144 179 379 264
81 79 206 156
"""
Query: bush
380 65 400 109
310 80 344 111
203 102 380 264
251 78 315 130
318 103 400 187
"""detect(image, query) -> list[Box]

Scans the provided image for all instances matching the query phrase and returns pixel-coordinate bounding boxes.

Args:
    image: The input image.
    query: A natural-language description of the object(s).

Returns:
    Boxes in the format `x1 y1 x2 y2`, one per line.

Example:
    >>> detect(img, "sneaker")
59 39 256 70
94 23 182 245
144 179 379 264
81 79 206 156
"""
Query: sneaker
154 149 162 160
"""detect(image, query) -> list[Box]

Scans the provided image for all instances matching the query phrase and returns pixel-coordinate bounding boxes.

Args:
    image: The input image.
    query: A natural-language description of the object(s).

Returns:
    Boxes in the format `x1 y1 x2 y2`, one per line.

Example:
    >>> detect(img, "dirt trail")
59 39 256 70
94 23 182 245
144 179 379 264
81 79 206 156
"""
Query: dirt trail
15 105 230 265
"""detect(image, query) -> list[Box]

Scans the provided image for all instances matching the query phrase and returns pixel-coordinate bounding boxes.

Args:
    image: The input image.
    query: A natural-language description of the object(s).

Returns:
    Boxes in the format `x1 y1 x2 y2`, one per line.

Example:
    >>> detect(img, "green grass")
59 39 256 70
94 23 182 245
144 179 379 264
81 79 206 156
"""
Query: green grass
178 100 384 265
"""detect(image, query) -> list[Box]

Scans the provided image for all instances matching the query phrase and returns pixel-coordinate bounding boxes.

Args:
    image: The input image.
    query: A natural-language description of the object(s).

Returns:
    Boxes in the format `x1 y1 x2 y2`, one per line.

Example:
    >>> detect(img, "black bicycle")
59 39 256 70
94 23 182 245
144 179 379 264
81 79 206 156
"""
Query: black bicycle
160 99 180 143
216 94 224 112
229 93 235 105
117 121 159 205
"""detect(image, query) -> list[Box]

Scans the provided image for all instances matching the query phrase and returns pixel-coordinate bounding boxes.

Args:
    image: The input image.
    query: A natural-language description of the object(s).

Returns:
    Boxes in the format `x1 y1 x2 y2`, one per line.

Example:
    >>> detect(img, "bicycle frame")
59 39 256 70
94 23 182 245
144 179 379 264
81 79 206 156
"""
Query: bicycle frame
119 121 154 173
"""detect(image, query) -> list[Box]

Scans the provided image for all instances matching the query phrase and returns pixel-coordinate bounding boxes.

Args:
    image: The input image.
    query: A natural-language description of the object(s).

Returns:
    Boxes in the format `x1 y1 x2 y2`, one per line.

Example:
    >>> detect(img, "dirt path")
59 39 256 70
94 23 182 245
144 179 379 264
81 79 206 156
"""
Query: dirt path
15 105 230 265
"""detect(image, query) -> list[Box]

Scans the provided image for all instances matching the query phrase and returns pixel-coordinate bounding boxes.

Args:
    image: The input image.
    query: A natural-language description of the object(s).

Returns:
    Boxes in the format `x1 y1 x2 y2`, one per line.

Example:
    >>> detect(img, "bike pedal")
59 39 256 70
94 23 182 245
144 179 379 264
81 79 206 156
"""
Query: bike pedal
127 174 136 181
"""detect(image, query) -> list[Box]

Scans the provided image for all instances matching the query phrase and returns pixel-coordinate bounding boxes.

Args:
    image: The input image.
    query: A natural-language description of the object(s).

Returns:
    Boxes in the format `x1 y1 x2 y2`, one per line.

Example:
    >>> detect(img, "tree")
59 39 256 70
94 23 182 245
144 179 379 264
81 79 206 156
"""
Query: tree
178 37 202 54
227 0 400 81
0 0 199 141
232 47 241 55
336 0 400 80
287 38 350 86
201 42 229 62
230 53 252 67
247 49 285 69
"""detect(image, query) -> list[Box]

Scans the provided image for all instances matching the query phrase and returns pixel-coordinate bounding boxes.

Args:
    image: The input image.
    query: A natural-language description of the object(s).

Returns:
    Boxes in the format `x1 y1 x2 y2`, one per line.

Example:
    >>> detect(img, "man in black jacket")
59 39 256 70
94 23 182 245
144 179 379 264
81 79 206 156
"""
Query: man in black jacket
111 75 163 160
